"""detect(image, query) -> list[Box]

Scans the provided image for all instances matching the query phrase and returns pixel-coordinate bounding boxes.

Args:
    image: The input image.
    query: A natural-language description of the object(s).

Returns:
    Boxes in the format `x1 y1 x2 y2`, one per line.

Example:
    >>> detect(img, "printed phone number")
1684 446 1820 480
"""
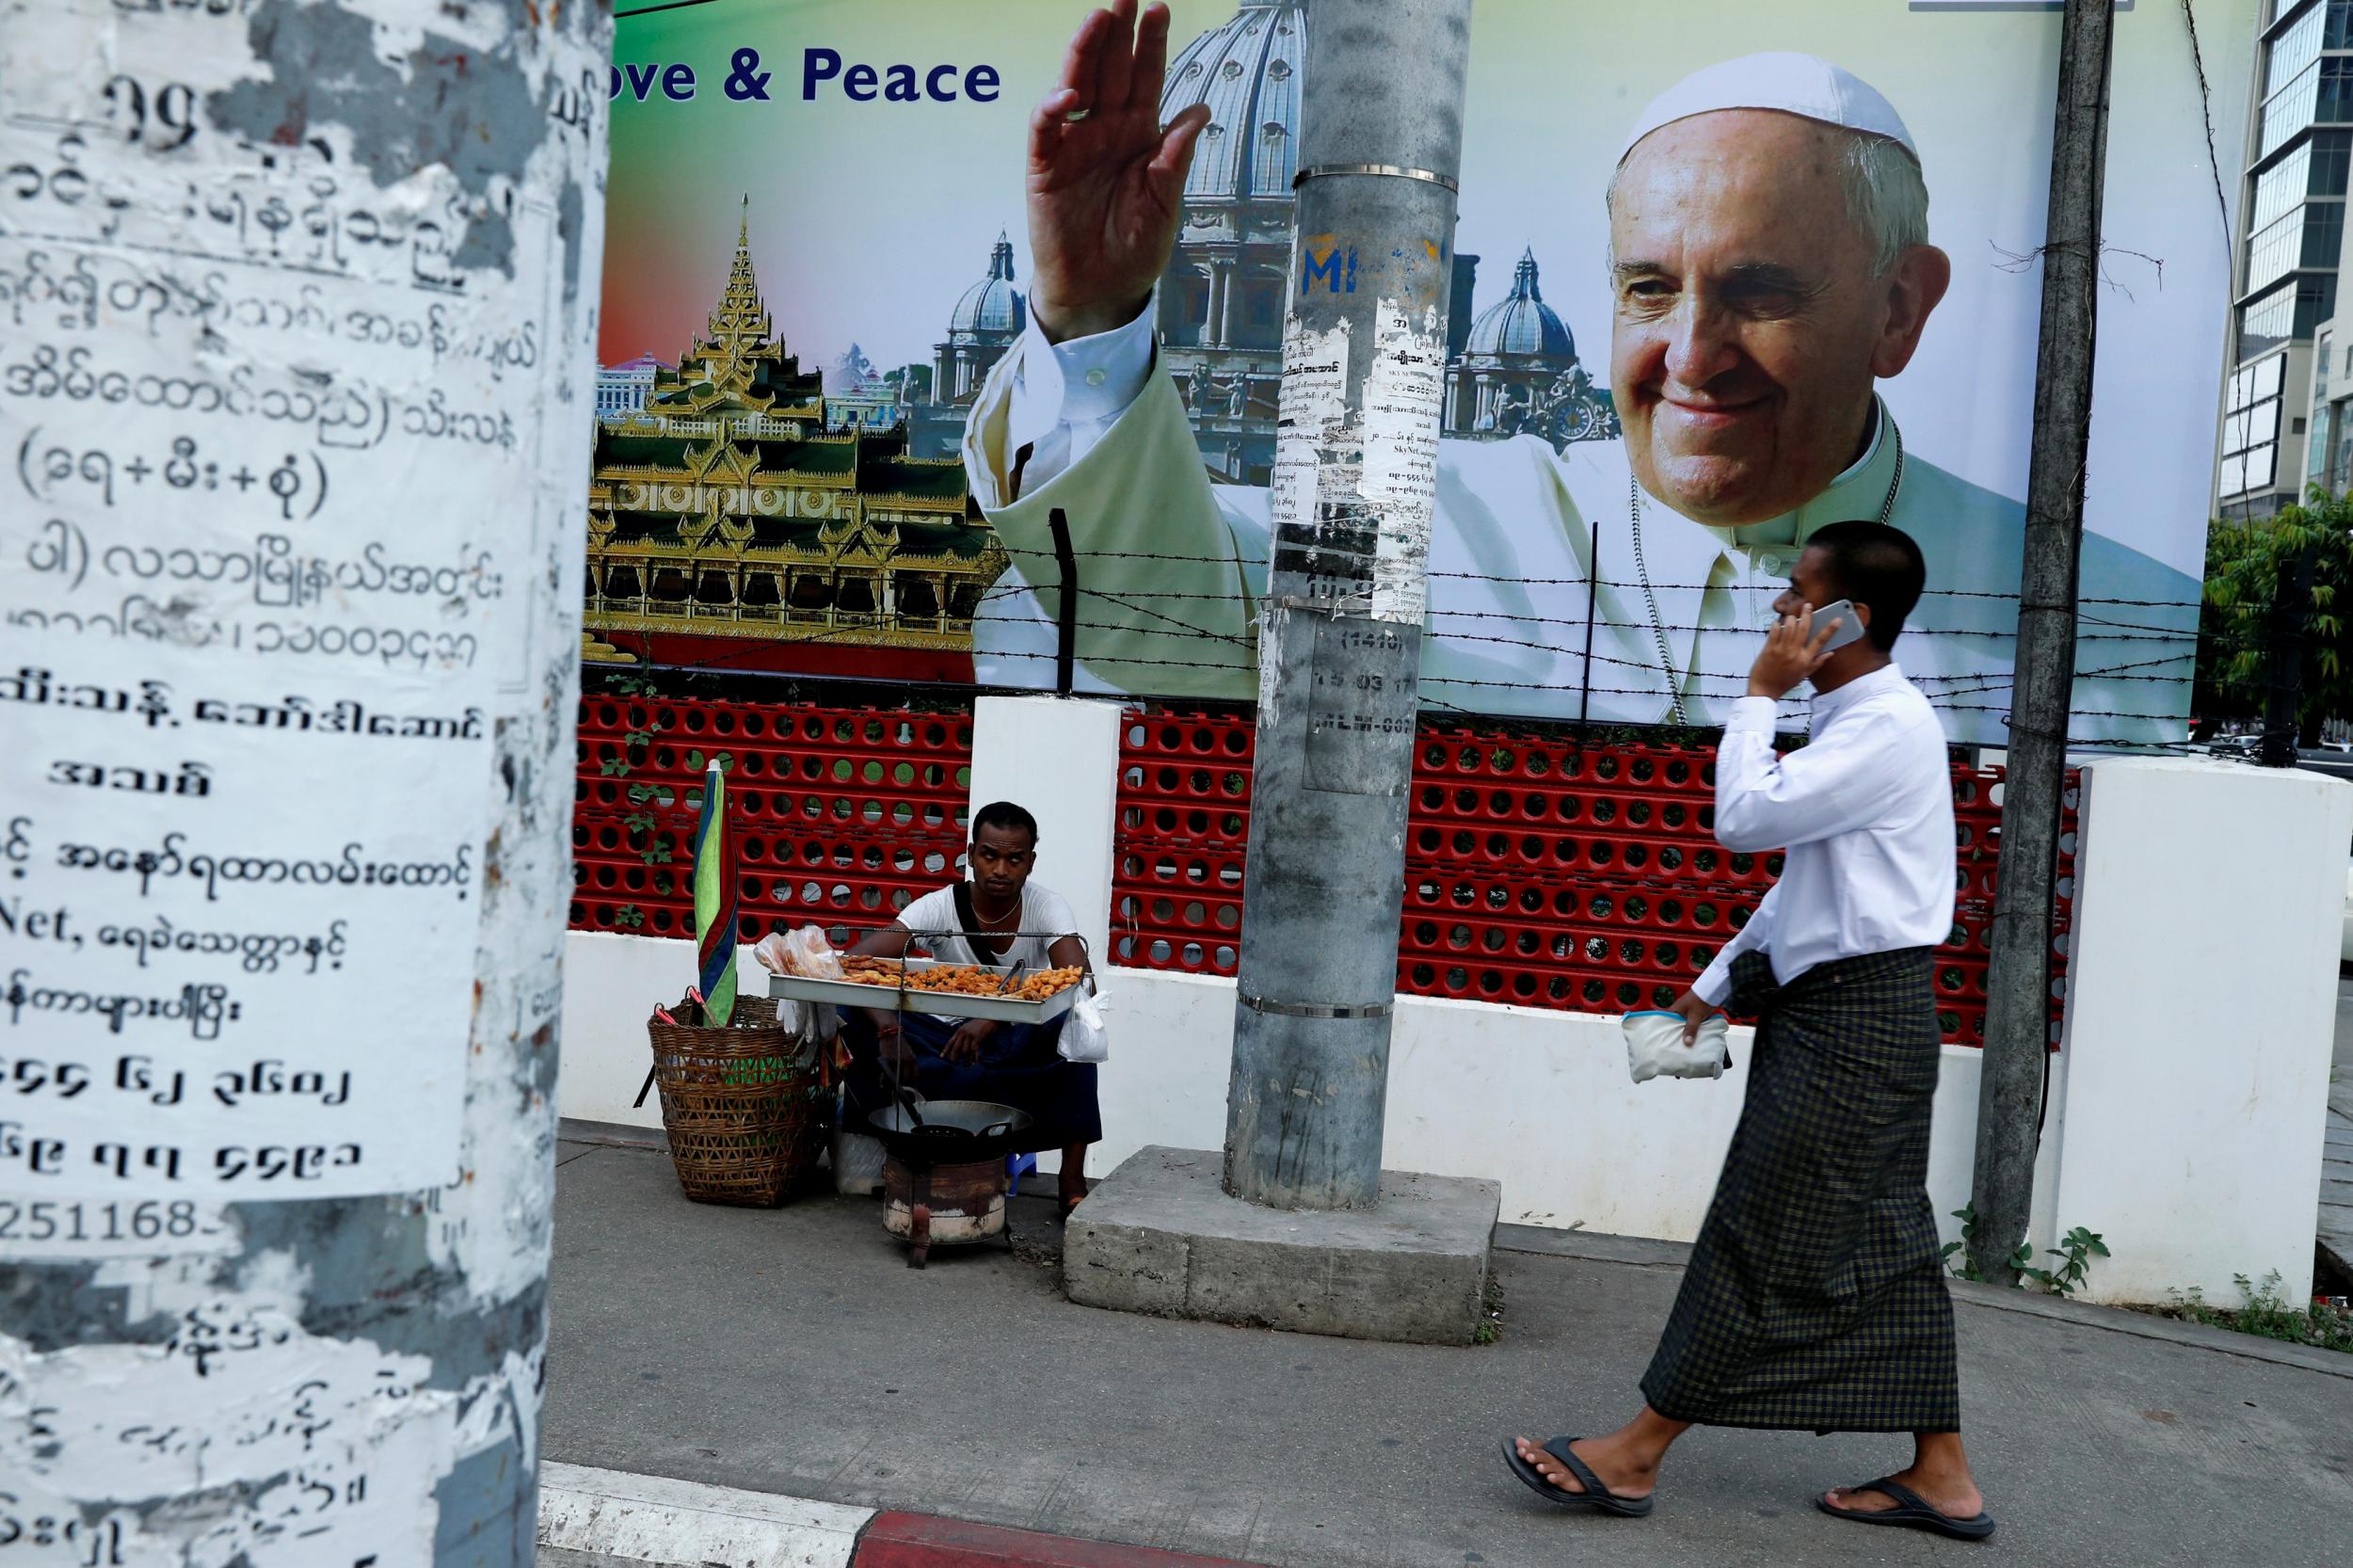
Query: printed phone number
0 1197 223 1246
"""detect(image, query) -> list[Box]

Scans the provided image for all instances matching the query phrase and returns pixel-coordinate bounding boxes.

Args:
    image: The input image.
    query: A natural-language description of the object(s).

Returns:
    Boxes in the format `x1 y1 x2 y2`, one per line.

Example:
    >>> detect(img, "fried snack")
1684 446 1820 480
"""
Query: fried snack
830 957 1084 1000
1014 967 1084 1000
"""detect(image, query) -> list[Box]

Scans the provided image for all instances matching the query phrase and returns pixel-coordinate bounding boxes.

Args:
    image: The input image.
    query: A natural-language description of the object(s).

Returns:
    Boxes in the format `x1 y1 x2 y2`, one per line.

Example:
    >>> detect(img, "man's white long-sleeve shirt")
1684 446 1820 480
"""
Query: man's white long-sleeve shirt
996 304 1159 501
1690 664 1956 1007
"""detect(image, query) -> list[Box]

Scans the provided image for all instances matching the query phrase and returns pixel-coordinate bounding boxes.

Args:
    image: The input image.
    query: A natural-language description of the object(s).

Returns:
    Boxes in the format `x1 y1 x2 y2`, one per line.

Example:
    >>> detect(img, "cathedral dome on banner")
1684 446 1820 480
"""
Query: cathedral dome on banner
1462 250 1575 363
1446 248 1615 445
933 232 1028 412
1154 2 1305 484
1160 0 1304 213
946 233 1026 344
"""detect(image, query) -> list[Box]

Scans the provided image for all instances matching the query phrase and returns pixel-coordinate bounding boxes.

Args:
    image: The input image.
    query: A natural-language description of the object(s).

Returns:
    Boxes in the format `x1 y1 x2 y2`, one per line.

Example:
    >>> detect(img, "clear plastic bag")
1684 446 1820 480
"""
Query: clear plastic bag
1058 985 1109 1063
753 924 841 1042
833 1126 887 1195
1622 1010 1732 1083
754 924 841 980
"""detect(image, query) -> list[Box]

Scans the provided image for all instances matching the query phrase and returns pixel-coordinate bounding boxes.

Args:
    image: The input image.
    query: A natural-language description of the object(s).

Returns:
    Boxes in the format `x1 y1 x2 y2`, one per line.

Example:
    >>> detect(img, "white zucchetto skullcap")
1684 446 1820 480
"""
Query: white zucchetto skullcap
1619 52 1918 166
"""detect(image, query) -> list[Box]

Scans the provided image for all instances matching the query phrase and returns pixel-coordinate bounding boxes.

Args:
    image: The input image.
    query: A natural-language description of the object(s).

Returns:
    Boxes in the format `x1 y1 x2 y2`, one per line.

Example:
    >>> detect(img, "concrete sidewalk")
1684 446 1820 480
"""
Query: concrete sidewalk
542 1124 2351 1568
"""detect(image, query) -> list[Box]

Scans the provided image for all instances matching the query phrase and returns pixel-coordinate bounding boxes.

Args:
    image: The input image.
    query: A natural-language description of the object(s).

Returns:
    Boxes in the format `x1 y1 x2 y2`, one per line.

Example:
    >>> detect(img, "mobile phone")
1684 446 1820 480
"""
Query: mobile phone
1807 599 1867 652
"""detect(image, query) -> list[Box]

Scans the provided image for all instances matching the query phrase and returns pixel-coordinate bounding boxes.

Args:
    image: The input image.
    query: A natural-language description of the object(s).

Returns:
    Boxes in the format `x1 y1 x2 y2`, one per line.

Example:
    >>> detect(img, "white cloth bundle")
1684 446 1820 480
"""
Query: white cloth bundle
1623 1010 1733 1083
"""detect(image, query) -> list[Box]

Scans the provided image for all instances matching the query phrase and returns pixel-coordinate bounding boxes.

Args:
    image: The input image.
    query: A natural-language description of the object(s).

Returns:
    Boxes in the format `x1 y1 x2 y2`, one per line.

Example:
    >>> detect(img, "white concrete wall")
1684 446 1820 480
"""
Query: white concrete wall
965 695 1124 970
1079 969 2021 1246
557 935 2026 1252
2044 757 2353 1305
560 931 682 1130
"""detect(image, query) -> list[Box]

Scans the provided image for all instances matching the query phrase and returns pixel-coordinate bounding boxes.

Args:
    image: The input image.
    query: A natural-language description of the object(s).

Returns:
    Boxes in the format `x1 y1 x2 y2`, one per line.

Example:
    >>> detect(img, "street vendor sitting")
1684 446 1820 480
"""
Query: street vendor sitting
841 800 1097 1215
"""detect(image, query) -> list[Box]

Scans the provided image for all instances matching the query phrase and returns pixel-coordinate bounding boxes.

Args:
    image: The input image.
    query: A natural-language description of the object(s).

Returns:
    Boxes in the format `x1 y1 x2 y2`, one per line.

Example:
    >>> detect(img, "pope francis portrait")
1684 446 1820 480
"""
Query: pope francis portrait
959 2 2197 741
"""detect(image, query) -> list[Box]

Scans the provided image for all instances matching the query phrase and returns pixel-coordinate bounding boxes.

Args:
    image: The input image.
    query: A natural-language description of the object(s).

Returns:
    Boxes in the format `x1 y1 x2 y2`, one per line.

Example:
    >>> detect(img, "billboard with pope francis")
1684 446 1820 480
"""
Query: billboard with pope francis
590 0 2256 746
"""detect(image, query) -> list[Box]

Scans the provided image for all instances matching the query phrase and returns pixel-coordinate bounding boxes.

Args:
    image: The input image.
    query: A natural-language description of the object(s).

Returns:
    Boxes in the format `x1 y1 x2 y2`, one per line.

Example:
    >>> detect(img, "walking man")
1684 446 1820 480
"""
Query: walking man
1504 520 1995 1541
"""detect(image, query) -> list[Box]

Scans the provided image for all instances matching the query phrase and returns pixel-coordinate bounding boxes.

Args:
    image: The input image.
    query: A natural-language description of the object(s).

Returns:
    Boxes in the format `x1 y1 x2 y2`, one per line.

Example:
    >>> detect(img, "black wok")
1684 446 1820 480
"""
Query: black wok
864 1094 1035 1166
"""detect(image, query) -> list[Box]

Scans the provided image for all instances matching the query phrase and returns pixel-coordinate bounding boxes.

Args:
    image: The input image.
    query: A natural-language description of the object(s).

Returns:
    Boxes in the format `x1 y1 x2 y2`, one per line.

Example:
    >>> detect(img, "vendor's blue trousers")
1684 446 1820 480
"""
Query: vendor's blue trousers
842 1009 1100 1153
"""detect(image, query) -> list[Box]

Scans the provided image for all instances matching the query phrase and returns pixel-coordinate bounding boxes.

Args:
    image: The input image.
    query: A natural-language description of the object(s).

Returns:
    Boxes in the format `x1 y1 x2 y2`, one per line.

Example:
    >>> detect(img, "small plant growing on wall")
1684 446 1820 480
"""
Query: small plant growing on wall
589 676 680 905
1941 1205 2023 1283
2166 1272 2353 1354
2022 1226 2110 1299
1942 1207 2107 1298
591 670 741 905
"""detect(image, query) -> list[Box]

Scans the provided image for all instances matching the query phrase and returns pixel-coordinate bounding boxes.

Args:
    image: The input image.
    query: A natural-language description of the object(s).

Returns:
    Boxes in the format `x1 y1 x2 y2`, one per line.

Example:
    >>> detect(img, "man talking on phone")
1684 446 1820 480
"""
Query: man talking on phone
1505 520 1995 1542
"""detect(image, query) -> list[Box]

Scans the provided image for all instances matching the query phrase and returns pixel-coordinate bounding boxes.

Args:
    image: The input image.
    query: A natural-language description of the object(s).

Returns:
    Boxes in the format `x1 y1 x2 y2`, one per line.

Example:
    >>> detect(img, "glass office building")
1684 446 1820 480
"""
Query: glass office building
2218 0 2353 517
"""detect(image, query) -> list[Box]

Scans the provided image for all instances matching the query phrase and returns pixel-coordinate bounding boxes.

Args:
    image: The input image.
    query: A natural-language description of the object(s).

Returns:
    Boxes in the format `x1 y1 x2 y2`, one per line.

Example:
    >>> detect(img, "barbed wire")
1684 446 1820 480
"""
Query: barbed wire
595 576 2205 654
595 630 2196 718
606 597 2193 689
585 537 2238 749
940 542 2200 606
1010 584 2200 641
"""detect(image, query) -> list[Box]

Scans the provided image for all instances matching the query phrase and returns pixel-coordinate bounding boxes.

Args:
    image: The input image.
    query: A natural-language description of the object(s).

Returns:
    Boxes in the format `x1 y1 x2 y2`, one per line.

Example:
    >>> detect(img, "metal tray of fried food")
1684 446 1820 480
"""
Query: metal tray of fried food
766 957 1084 1025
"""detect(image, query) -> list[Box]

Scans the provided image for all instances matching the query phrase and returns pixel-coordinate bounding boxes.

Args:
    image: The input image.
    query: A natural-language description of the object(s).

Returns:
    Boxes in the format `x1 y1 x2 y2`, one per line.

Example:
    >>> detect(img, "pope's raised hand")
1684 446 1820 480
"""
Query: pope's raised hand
1027 2 1212 343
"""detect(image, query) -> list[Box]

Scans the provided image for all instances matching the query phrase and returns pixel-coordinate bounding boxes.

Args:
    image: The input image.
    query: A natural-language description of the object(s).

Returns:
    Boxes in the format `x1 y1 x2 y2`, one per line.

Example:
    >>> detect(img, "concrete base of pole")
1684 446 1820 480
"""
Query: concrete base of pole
1063 1146 1499 1344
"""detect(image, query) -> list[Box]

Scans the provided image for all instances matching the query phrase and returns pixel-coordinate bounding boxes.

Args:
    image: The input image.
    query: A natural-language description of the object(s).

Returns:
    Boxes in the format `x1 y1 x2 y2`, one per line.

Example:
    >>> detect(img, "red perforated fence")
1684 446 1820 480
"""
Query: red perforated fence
568 696 2075 1046
1112 708 2076 1047
572 697 972 943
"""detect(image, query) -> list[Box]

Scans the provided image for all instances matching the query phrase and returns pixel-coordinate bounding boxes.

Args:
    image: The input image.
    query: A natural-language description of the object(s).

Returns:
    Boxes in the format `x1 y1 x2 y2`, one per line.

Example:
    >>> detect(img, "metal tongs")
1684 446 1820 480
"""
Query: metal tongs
996 958 1029 997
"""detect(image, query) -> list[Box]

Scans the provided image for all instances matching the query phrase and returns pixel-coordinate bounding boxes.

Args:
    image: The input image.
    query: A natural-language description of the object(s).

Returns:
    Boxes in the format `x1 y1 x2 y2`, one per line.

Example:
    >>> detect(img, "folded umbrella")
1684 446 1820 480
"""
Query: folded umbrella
693 763 737 1028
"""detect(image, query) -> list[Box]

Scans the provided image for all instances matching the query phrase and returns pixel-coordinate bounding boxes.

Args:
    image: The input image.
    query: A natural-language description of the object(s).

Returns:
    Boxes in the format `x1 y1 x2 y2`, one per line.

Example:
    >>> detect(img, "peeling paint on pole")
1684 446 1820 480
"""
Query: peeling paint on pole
1267 314 1350 578
0 0 608 1561
1266 296 1445 628
1225 0 1470 1212
1359 296 1445 625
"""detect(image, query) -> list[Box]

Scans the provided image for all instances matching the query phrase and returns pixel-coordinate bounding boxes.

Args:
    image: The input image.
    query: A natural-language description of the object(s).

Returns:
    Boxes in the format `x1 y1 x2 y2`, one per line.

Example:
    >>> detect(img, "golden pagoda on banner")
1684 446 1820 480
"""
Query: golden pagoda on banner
584 204 1002 678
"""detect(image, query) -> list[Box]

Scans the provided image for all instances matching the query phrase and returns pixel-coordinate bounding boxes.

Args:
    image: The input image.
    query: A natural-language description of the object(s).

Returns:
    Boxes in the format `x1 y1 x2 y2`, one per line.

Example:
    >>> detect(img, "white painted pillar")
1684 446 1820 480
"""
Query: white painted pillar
965 696 1123 1179
2046 758 2353 1304
965 696 1124 976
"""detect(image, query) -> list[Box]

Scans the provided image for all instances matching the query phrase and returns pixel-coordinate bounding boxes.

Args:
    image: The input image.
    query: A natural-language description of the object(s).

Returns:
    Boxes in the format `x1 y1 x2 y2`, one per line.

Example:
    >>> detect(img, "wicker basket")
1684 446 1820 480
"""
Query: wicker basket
646 996 823 1207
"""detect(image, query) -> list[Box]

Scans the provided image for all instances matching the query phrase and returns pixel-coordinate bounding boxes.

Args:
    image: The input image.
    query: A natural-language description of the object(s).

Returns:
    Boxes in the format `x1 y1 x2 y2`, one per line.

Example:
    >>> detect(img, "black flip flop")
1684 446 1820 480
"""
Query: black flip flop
1817 1476 1995 1541
1498 1436 1656 1518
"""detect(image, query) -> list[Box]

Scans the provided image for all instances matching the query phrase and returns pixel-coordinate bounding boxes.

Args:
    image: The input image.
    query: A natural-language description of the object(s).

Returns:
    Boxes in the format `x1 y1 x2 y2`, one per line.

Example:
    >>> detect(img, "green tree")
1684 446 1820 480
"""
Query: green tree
2196 492 2351 748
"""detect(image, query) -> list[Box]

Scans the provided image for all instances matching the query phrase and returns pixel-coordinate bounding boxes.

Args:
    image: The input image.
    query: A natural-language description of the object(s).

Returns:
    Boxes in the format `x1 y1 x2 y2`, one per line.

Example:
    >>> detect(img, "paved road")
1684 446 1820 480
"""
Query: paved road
542 1132 2352 1568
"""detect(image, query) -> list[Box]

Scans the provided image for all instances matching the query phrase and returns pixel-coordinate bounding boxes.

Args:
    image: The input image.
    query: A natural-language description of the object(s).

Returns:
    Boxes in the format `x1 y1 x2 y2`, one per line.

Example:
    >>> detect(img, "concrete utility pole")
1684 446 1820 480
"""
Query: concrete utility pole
1225 0 1472 1210
1970 0 2114 1285
0 3 605 1563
